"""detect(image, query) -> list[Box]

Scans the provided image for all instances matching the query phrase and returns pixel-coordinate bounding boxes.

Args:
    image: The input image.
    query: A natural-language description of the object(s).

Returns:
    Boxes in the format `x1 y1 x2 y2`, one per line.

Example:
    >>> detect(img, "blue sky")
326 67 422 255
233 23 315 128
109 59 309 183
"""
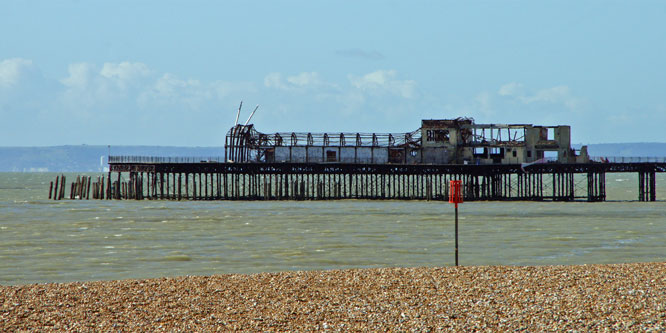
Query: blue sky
1 1 665 146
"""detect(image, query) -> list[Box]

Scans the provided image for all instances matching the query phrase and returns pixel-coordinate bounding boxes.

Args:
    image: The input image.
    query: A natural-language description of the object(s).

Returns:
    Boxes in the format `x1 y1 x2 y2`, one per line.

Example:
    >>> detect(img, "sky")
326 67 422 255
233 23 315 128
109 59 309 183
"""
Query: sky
1 1 665 146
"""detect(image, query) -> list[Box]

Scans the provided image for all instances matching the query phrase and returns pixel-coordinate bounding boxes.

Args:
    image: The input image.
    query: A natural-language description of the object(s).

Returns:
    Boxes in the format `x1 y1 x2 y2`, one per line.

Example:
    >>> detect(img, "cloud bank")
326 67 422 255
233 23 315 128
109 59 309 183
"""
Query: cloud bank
348 70 417 99
0 58 424 144
498 82 581 110
5 57 657 144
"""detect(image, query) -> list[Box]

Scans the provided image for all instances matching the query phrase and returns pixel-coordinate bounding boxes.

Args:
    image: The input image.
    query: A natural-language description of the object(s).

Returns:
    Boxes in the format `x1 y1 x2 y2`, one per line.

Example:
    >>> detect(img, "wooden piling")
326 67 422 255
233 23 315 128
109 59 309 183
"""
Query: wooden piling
53 176 60 200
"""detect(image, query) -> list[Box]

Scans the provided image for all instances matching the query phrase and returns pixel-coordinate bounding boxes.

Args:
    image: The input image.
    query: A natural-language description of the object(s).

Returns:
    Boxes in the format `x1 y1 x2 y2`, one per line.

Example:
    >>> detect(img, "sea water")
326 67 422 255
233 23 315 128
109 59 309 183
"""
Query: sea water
1 172 664 285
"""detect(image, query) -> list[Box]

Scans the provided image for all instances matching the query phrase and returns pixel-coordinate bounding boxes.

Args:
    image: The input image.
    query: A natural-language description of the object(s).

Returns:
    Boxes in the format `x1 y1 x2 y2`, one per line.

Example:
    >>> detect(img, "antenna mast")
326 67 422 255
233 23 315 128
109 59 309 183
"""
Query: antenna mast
244 105 260 126
234 101 243 126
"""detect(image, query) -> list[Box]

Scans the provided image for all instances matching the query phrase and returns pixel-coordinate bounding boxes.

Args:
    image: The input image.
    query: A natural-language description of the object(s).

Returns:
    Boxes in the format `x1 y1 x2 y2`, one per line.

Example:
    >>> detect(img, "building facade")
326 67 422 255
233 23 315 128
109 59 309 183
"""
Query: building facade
225 118 589 165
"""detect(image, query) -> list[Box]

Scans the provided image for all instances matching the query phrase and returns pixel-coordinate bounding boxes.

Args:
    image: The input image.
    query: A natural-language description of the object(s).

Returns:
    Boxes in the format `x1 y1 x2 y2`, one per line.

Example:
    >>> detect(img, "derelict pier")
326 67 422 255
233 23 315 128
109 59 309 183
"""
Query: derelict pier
47 115 664 202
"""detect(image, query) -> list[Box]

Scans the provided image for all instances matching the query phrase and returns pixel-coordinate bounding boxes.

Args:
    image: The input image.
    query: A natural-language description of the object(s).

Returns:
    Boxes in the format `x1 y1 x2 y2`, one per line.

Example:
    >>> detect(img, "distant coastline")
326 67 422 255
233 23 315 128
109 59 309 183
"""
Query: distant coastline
0 145 223 172
1 143 666 172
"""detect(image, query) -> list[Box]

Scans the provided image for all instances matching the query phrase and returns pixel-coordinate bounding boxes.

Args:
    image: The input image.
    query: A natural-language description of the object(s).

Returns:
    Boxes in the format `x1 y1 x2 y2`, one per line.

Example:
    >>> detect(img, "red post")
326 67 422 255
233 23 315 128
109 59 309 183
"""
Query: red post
449 180 463 266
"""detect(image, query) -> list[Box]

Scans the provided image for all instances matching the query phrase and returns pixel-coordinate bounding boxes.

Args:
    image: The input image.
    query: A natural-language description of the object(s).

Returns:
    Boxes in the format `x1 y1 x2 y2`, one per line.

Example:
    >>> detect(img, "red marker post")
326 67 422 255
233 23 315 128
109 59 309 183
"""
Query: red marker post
449 180 463 266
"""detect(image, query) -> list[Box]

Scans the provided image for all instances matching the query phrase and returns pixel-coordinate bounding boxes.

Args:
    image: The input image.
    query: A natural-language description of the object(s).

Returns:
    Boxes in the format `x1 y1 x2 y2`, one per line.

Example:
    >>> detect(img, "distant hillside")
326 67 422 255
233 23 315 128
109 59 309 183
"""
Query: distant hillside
577 143 666 158
0 146 224 172
1 143 665 172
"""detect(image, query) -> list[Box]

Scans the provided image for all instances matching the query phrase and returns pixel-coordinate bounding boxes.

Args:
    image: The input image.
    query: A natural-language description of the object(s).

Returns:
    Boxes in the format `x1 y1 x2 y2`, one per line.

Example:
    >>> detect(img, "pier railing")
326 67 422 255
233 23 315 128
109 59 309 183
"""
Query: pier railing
109 156 225 164
110 155 666 165
590 156 666 163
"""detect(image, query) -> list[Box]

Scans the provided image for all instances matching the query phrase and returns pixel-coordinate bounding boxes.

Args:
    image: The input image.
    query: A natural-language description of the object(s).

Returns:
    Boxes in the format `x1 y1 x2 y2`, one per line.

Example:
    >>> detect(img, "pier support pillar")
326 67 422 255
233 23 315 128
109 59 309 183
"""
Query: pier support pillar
586 172 606 202
638 170 656 202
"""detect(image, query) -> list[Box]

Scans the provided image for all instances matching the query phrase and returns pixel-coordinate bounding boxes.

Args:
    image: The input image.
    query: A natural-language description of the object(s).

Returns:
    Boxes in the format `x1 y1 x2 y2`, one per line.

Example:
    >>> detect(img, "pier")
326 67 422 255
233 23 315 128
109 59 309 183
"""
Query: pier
48 157 665 202
45 115 666 202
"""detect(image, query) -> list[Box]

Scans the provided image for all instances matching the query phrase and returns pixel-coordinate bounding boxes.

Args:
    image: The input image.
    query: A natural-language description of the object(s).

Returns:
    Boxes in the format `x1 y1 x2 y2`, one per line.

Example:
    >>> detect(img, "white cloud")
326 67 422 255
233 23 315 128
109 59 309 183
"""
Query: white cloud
100 62 150 80
264 70 416 102
287 72 322 87
61 63 95 89
61 61 151 90
139 73 208 110
60 63 113 108
0 58 35 88
152 74 202 96
100 62 151 89
139 74 255 111
58 62 256 114
264 71 331 92
498 82 523 97
498 82 581 110
348 70 417 99
264 72 285 90
521 86 579 109
59 61 155 112
0 57 58 114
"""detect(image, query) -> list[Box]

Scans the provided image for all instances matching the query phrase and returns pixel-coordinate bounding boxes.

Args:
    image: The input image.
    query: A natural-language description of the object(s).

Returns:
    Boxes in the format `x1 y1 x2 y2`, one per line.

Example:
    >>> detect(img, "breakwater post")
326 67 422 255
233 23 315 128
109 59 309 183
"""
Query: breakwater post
48 175 109 200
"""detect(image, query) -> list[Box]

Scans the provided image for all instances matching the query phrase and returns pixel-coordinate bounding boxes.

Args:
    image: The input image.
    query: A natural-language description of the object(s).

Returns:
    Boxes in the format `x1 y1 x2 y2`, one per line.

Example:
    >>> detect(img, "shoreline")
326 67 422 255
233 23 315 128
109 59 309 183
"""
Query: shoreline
2 262 665 330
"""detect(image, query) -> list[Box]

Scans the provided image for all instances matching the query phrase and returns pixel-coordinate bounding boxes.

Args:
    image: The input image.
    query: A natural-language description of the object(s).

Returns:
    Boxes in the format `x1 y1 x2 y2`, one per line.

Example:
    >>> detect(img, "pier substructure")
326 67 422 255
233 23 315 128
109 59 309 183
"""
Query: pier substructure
98 160 665 202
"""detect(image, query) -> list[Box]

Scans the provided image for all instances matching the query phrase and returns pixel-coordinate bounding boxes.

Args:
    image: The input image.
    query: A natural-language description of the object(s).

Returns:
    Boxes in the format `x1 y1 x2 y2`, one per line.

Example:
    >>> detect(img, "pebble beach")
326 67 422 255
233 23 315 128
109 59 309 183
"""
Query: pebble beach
2 262 665 331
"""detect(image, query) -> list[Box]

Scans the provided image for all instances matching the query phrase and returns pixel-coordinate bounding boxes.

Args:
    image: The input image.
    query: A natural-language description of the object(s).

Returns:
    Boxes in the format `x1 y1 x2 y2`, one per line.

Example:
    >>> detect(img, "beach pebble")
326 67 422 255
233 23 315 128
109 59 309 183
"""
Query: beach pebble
1 262 665 331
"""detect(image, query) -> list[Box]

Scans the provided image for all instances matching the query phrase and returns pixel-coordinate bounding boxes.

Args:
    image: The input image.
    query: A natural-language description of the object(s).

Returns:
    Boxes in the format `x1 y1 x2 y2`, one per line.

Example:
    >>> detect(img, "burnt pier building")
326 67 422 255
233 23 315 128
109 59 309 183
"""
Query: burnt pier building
51 117 664 202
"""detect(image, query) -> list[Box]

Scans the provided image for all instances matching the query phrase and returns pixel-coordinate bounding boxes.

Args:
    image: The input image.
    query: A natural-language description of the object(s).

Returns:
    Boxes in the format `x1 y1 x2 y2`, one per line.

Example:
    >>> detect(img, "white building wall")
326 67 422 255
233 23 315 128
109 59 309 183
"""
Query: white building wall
356 147 372 163
275 147 291 162
290 147 307 163
501 146 526 164
307 147 324 163
373 148 389 164
340 147 356 163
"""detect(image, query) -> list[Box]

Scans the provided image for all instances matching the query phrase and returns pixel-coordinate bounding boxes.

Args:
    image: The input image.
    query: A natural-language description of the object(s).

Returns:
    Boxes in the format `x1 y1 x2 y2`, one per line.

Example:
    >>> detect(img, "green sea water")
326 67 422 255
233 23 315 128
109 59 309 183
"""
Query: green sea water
1 172 664 285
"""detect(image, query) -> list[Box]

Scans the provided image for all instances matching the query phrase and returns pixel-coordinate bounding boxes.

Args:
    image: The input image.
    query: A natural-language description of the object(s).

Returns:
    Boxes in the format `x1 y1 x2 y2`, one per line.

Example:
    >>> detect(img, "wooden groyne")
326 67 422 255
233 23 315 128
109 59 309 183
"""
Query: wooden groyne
49 175 108 200
49 157 665 202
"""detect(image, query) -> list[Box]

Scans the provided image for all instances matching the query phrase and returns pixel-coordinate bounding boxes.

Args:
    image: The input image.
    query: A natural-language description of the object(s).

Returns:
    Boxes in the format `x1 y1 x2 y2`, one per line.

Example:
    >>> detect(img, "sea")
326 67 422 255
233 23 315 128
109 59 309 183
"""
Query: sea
1 172 664 285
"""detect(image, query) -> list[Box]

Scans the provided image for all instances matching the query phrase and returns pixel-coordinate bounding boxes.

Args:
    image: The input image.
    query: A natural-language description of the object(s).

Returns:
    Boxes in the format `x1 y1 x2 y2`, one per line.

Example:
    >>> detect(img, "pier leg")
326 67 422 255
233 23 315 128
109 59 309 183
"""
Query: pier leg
193 174 198 200
166 172 170 199
224 173 228 199
650 171 656 201
185 173 189 199
159 173 164 200
117 172 122 200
